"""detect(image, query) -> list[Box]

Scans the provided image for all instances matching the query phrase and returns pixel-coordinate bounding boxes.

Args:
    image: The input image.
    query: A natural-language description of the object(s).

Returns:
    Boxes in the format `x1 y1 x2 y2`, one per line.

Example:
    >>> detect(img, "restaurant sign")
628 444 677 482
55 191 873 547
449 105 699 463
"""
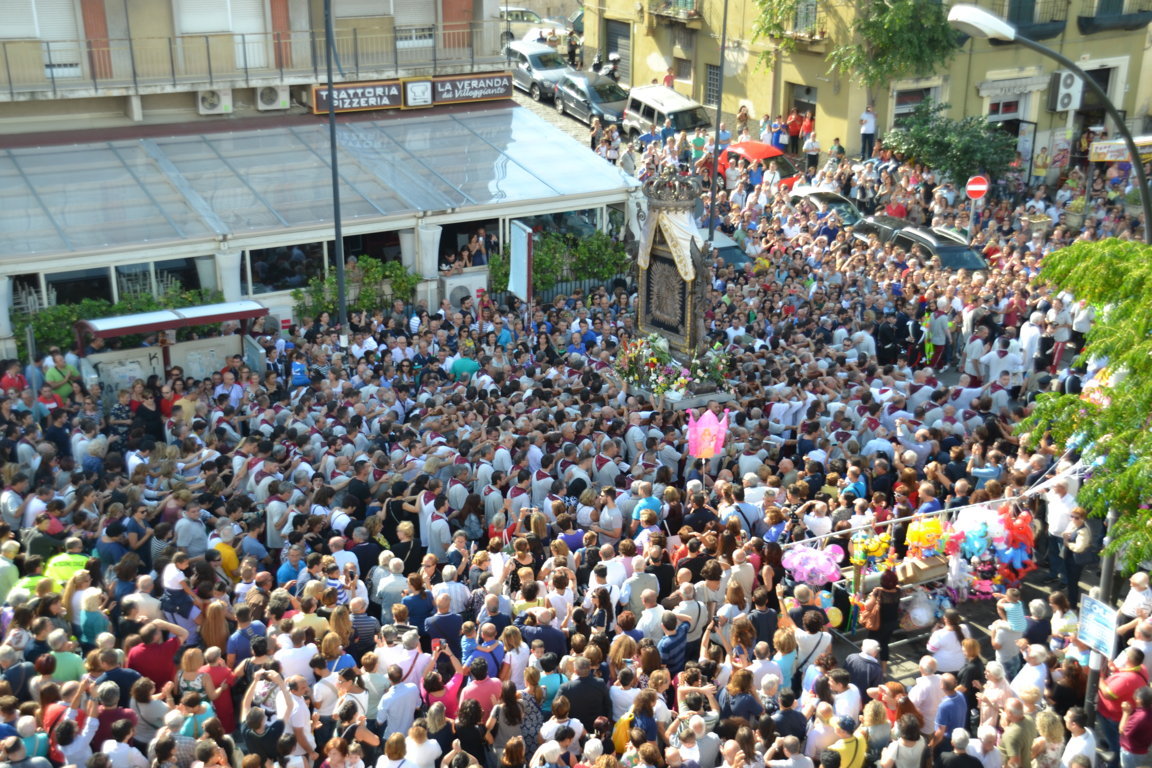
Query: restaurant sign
312 72 512 114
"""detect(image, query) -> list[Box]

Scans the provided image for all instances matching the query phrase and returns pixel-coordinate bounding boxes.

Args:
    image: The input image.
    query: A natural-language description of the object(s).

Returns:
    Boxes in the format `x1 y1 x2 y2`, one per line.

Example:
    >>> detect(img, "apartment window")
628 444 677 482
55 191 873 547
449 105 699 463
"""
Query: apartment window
987 96 1023 121
245 242 326 295
0 0 37 38
674 57 692 81
47 268 113 306
672 25 694 54
794 0 819 34
892 86 937 126
335 0 394 16
1006 0 1037 24
396 26 436 49
704 64 721 106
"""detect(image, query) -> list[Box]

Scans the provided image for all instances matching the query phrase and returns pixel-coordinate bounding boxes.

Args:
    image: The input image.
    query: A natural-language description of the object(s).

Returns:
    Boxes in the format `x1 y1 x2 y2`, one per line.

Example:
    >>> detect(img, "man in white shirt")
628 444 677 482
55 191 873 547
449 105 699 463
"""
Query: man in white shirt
329 536 358 574
908 656 944 736
1116 621 1152 681
804 702 838 758
765 735 814 768
828 668 862 719
382 630 431 684
432 565 472 615
583 564 622 611
1044 479 1077 583
278 675 316 761
274 629 320 683
600 545 628 589
374 558 408 620
637 590 667 641
859 106 876 159
620 556 658 616
1010 644 1050 697
100 721 150 768
966 725 1003 768
747 642 783 690
961 327 991 383
593 491 623 546
610 667 642 720
1060 707 1096 768
123 576 161 621
310 659 340 745
1118 573 1152 643
980 338 1023 388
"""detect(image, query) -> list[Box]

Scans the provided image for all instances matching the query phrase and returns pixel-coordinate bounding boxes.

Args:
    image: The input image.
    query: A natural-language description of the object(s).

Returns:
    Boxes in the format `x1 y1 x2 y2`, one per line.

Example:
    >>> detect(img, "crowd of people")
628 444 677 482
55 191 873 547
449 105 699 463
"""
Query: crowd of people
0 115 1147 768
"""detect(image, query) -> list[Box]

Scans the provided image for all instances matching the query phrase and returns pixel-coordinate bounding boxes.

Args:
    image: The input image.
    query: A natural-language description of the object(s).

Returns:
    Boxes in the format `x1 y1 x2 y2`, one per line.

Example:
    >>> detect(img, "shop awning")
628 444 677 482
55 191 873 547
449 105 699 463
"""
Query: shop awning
976 74 1049 98
76 300 269 338
0 106 639 261
1089 135 1152 163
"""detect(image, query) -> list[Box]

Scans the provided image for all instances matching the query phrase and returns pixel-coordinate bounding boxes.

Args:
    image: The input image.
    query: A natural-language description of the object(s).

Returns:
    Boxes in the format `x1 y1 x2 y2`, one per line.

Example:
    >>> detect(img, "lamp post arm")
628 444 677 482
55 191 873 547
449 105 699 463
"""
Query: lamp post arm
1014 34 1151 243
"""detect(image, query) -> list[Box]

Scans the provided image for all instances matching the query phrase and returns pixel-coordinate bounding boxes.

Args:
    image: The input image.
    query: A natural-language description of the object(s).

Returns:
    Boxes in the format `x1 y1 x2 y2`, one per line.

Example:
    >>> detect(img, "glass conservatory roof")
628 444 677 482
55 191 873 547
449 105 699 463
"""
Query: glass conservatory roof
0 106 638 260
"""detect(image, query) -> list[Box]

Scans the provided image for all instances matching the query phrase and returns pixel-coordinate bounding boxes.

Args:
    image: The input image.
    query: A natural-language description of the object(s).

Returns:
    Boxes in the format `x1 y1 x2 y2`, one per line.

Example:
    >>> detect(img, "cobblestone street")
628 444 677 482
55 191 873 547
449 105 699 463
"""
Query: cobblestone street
511 88 592 145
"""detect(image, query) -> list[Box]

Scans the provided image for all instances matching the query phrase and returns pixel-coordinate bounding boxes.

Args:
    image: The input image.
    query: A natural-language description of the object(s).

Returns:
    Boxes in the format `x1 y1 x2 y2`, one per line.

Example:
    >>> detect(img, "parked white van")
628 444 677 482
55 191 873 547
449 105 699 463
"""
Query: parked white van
621 85 712 139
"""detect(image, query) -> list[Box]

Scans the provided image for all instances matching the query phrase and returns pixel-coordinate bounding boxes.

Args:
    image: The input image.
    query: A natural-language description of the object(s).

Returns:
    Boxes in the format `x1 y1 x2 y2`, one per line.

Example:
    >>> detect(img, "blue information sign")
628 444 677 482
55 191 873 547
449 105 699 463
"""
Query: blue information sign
1078 596 1118 658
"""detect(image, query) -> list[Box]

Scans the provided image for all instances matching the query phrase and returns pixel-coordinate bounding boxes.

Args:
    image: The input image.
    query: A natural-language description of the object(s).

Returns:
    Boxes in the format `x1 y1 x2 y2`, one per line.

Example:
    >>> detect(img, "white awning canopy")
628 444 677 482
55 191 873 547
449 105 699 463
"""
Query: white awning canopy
77 300 269 338
976 74 1050 98
0 106 639 262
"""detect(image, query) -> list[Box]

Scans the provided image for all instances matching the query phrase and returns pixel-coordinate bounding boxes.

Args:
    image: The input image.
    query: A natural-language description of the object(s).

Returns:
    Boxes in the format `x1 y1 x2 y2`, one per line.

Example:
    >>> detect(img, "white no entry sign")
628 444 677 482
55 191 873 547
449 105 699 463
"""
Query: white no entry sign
966 175 989 200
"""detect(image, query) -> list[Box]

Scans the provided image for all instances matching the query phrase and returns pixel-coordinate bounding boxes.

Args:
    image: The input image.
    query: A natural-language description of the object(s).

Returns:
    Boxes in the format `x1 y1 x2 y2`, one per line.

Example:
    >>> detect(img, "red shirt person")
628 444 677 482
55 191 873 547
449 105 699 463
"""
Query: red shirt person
1121 688 1152 763
126 620 190 687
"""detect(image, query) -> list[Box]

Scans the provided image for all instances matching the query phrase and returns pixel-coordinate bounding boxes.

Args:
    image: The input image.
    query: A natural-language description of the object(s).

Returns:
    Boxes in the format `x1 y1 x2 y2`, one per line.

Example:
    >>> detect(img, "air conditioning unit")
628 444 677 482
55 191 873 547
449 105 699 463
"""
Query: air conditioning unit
256 85 291 111
197 88 233 116
1047 70 1083 112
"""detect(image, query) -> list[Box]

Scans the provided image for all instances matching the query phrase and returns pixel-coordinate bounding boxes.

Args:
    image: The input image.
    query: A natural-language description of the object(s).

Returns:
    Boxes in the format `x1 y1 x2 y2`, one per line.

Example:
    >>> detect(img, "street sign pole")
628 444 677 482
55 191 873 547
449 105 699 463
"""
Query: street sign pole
1080 592 1120 727
965 175 989 242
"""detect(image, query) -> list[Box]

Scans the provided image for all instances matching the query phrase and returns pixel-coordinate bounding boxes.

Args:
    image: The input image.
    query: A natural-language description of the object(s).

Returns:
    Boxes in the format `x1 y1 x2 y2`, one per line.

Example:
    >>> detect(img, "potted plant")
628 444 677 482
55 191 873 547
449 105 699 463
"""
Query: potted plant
1024 214 1050 234
1124 187 1145 220
1064 196 1087 229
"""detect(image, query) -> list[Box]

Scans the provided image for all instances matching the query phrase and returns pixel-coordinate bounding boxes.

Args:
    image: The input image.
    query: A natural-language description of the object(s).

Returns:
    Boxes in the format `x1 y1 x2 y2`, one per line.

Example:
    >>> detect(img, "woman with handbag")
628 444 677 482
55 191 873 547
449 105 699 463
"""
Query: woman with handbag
861 570 901 674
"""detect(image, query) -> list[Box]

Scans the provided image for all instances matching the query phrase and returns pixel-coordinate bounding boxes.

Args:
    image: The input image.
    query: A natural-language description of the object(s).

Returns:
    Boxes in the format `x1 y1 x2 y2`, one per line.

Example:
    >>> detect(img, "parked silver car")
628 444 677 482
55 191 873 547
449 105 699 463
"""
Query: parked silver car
499 6 568 43
503 41 572 101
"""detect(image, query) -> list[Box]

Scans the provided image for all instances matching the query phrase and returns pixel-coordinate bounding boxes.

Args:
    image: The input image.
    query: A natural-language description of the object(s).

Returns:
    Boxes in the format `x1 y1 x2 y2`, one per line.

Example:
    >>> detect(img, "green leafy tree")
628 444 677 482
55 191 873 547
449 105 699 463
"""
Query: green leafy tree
531 234 566 295
1017 238 1152 569
572 231 630 282
291 257 420 320
488 231 630 295
882 101 1017 185
488 245 511 293
753 0 960 90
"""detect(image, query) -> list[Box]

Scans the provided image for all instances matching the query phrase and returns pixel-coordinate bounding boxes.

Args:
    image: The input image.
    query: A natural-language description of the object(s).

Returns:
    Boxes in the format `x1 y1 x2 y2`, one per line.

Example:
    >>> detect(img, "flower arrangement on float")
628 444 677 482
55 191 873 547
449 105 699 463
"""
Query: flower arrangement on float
615 334 732 398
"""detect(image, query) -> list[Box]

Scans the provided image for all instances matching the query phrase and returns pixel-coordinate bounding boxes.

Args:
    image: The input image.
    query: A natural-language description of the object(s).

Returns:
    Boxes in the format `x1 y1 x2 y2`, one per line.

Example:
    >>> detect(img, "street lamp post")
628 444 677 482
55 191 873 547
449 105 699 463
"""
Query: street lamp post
948 3 1151 730
948 4 1151 245
324 0 349 329
706 0 730 244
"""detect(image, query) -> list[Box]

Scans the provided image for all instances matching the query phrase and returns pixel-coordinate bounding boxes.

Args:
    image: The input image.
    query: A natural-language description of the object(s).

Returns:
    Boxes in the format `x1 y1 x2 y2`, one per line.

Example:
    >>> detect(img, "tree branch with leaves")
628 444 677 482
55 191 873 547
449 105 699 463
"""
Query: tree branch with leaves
1017 238 1152 570
881 100 1017 185
753 0 960 91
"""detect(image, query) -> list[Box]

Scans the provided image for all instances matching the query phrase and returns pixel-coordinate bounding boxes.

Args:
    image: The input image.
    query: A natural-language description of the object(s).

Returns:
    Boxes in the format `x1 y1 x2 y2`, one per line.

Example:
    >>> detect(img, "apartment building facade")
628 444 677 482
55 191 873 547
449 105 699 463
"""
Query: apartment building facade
0 0 505 127
581 0 1152 168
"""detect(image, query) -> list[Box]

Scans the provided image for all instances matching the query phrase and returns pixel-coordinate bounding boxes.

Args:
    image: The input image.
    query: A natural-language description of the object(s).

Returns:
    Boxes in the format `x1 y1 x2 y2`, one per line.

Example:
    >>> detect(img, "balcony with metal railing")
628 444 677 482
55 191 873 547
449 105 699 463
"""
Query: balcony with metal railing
788 0 829 43
1076 0 1152 33
0 19 509 101
964 0 1068 40
647 0 703 25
